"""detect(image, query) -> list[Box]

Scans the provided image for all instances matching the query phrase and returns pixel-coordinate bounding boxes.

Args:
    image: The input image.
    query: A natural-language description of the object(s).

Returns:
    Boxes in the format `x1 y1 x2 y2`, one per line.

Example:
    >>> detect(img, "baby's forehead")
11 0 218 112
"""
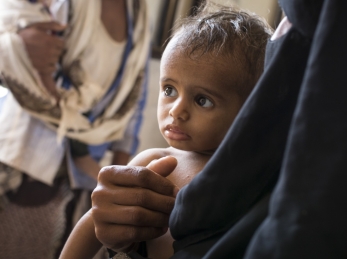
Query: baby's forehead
163 43 231 70
162 49 239 90
166 30 235 61
163 31 239 73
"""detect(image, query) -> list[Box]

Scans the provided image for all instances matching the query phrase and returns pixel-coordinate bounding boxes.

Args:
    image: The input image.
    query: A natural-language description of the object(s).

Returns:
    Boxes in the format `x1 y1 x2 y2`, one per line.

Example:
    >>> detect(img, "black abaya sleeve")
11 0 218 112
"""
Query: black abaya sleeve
245 0 347 258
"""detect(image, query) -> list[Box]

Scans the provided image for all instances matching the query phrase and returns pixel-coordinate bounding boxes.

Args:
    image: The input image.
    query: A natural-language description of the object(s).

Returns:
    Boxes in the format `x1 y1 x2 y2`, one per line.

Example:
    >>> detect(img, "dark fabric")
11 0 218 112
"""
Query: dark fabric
136 241 148 258
70 138 90 157
173 194 271 259
107 248 117 258
280 0 323 39
202 194 270 259
169 0 347 258
245 0 347 258
107 242 147 259
7 174 61 206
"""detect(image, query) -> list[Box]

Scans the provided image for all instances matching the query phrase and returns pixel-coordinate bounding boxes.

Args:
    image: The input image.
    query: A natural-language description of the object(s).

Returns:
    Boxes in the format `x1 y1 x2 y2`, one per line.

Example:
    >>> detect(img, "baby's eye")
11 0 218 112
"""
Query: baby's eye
196 96 213 108
164 86 177 97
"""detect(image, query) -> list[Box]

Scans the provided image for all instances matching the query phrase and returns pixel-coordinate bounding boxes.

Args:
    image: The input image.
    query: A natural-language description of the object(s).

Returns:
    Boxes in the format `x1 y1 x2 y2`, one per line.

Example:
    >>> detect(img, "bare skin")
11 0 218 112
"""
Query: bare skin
129 148 210 259
112 150 130 167
18 21 65 75
60 150 208 259
18 21 65 100
101 0 127 42
59 156 179 259
93 156 179 250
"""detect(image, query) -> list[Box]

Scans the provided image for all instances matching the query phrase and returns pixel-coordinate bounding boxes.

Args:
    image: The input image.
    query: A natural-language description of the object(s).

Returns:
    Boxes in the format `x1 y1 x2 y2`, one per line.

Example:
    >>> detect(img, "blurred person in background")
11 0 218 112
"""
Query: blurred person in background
0 0 150 258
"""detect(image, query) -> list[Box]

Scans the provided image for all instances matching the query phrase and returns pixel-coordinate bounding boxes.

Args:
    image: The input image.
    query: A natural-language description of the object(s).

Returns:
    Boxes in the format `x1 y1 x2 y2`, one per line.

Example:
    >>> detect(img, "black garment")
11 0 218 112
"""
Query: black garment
169 0 347 258
107 242 148 259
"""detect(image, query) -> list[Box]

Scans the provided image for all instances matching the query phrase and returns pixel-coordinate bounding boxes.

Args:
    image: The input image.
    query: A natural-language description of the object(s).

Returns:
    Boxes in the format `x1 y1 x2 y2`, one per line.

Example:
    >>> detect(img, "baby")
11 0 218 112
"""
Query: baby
59 2 273 259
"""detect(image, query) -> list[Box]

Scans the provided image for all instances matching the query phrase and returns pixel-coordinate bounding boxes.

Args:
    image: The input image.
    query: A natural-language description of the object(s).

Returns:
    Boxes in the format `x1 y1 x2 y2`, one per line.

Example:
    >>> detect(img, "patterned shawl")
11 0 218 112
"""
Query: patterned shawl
0 0 150 145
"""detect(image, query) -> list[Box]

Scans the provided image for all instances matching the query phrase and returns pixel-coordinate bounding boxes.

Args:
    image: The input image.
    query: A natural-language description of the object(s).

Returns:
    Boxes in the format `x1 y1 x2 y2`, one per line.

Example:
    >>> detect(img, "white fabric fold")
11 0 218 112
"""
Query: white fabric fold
0 0 150 145
0 93 65 185
0 0 150 184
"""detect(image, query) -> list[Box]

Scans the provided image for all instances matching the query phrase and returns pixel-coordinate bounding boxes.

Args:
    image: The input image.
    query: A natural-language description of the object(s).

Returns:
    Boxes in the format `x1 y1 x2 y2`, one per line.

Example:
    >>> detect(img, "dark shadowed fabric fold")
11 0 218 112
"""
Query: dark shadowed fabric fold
245 0 347 258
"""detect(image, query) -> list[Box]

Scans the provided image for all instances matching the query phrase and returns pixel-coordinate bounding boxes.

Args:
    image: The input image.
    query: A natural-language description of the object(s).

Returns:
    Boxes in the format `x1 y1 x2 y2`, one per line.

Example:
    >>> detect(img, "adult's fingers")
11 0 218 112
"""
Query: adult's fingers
92 165 178 250
31 21 66 33
92 185 175 214
92 203 170 228
98 165 179 197
19 26 65 67
20 24 65 50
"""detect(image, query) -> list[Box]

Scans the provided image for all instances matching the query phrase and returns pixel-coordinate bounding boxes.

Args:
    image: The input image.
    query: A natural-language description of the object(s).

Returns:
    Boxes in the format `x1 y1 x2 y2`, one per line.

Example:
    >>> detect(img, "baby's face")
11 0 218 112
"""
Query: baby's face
158 36 243 154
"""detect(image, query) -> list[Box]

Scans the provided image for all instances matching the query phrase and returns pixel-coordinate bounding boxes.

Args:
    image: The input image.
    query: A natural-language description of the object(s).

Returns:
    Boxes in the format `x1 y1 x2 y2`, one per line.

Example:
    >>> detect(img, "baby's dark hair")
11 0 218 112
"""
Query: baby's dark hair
171 1 273 101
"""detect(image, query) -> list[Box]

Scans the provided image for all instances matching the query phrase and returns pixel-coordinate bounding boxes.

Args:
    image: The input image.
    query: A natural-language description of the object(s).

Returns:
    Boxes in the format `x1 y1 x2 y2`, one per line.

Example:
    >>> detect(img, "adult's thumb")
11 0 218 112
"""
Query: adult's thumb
146 156 177 178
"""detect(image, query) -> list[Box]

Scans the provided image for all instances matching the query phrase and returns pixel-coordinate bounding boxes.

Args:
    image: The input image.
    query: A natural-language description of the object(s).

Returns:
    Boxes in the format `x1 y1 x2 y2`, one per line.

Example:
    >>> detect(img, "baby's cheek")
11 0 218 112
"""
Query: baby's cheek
213 121 231 140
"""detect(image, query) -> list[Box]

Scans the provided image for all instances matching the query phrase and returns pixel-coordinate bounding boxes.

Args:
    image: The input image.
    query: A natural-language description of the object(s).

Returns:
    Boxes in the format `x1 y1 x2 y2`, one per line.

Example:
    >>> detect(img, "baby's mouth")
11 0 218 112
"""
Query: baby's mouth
165 124 190 140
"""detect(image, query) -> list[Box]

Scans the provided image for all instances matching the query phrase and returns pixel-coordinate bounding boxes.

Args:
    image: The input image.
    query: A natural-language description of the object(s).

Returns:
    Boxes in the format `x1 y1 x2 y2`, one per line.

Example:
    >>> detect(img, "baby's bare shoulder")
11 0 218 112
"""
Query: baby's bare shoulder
128 147 174 167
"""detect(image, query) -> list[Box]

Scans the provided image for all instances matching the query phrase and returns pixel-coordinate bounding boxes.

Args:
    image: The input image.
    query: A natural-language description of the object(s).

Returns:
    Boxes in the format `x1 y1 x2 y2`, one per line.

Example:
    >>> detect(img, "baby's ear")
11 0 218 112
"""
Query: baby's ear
146 156 178 178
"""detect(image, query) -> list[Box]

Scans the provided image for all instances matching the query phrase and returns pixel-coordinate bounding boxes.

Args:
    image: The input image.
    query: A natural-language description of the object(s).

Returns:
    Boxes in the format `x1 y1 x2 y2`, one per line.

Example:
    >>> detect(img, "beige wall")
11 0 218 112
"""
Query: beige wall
210 0 279 26
146 0 279 30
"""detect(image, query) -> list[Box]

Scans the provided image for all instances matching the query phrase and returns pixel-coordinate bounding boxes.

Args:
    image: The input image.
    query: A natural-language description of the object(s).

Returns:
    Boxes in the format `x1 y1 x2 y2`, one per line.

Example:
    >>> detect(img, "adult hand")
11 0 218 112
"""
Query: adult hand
91 156 179 251
18 21 65 76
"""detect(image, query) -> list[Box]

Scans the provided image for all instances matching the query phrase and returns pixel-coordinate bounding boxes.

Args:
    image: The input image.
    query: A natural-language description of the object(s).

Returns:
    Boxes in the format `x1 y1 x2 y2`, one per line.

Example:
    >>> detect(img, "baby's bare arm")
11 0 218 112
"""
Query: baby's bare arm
59 209 102 259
